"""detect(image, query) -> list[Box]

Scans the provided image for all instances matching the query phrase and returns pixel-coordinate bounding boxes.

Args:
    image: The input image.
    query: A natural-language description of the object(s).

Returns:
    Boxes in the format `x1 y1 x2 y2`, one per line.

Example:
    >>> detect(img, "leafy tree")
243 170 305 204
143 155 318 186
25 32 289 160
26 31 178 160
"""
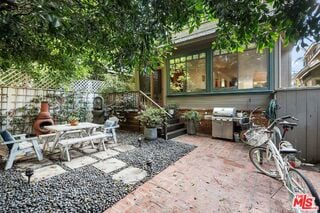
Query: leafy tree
201 0 320 51
0 0 319 85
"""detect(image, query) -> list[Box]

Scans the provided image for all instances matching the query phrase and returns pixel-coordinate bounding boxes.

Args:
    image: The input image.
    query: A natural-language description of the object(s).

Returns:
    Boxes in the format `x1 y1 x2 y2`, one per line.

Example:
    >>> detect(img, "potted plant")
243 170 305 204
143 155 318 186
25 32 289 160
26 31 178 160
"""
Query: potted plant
136 107 167 140
68 115 79 126
182 110 201 135
165 104 179 116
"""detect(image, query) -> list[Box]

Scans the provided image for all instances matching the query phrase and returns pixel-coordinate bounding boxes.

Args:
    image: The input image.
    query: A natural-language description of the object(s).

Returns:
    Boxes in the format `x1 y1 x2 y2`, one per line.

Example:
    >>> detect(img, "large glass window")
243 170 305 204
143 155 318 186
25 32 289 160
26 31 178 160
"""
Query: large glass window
238 49 268 89
213 53 238 88
213 49 268 89
169 53 206 93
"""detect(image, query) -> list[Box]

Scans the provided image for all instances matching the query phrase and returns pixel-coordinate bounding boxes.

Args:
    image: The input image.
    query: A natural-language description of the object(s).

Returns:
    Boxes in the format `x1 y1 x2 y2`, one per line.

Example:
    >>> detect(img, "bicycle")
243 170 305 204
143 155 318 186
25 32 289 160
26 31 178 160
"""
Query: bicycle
240 107 300 168
249 115 320 212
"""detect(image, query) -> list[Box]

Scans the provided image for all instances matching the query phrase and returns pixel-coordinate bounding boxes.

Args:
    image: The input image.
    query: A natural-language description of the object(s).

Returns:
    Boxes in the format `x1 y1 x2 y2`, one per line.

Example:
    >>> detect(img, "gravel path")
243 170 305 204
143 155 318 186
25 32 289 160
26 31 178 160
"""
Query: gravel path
0 131 195 212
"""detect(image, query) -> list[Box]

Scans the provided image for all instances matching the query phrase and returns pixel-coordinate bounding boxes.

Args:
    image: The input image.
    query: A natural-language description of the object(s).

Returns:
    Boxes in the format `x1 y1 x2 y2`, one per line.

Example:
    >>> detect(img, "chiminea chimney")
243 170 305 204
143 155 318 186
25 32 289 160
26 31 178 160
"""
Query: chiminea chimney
33 101 54 135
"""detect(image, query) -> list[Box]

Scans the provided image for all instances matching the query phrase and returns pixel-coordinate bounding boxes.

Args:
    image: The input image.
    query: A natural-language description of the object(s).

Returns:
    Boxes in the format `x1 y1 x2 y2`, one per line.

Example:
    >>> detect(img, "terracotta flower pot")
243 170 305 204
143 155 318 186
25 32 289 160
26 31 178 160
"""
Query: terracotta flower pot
69 120 79 126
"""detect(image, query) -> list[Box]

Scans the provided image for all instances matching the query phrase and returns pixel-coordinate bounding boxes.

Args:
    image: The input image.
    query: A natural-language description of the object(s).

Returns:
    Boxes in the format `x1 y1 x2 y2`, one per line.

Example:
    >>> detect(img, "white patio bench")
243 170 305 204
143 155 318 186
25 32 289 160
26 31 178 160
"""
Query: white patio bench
39 133 58 152
57 132 108 161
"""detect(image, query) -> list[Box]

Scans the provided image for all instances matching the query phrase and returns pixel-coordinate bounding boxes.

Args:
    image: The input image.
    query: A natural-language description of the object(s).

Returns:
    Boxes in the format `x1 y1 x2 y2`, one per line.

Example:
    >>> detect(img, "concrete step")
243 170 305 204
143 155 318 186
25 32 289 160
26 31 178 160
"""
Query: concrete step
166 122 185 132
166 128 187 140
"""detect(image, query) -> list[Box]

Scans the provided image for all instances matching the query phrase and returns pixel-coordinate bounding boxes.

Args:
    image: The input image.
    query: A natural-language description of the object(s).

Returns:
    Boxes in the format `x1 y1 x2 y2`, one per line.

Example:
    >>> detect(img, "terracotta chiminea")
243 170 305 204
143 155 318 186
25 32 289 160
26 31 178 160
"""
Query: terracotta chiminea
33 101 54 135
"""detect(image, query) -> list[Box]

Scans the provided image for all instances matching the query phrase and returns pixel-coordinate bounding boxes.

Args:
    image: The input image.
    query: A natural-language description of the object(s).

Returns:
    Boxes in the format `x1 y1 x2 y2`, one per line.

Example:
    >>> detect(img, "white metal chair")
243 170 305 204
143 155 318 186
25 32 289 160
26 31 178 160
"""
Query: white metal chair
0 132 43 170
92 117 119 143
104 116 120 143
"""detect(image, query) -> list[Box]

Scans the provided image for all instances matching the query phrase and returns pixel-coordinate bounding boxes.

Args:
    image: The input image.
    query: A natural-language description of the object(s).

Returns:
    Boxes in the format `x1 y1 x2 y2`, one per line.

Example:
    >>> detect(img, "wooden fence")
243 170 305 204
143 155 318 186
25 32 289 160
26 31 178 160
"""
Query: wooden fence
276 87 320 163
0 87 143 135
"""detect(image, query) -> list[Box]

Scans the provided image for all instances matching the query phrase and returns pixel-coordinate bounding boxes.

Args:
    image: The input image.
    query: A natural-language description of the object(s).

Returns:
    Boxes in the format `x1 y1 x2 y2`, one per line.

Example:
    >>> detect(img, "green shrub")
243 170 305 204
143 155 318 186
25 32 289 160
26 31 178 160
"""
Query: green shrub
182 110 201 122
136 107 167 128
67 115 79 122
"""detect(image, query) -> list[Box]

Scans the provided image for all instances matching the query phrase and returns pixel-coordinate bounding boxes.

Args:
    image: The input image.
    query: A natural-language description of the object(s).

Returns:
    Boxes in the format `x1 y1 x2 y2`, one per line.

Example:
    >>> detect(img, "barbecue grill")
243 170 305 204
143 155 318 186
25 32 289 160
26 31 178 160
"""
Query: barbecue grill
212 107 236 140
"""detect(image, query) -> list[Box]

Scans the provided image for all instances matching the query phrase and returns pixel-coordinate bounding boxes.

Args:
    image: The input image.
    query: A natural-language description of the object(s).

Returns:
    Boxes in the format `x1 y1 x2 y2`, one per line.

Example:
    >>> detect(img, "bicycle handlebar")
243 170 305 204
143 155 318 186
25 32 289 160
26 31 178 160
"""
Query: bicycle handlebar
249 107 262 121
267 115 298 131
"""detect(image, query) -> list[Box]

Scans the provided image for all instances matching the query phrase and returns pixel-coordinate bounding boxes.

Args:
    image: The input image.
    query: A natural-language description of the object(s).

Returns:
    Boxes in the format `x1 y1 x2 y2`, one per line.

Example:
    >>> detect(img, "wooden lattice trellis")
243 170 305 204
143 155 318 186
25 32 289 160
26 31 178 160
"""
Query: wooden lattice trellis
0 69 59 89
0 86 102 135
72 80 107 92
0 70 123 137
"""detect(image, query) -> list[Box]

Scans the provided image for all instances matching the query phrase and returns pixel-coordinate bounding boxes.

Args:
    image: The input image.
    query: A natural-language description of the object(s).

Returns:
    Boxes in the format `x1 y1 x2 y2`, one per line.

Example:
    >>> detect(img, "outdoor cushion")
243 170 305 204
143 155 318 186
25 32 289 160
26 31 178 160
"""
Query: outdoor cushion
0 130 14 151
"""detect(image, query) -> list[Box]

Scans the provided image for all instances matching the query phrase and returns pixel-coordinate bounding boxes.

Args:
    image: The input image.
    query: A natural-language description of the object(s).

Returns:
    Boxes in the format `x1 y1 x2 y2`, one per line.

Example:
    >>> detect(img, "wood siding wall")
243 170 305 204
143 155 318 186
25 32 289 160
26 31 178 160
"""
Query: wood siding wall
167 93 272 111
276 88 320 163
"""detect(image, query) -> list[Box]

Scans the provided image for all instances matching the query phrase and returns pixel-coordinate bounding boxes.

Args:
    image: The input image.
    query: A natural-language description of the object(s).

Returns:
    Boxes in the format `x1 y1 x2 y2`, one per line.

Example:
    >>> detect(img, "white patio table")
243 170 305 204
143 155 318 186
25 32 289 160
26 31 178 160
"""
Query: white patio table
44 122 102 152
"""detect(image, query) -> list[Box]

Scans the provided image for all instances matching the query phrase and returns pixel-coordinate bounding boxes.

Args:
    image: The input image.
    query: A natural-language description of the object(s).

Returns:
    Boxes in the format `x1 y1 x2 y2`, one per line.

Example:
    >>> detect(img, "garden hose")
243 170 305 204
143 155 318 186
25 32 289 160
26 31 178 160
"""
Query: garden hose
266 99 277 122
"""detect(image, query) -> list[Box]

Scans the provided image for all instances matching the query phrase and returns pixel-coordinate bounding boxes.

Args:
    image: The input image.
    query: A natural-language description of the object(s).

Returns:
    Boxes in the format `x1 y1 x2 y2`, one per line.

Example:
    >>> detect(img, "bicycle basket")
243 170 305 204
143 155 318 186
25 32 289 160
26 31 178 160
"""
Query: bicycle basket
238 117 250 131
243 127 268 147
240 122 251 131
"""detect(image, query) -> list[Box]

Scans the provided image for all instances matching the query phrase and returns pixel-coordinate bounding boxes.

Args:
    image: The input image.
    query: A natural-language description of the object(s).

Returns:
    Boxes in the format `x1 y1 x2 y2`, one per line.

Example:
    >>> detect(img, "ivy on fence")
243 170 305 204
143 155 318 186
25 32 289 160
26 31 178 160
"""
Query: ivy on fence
0 87 100 135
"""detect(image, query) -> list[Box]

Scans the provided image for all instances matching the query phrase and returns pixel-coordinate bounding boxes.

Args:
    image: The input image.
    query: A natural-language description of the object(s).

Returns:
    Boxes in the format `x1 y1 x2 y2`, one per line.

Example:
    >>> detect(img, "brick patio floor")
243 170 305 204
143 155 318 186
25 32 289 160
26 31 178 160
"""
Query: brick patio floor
105 135 320 213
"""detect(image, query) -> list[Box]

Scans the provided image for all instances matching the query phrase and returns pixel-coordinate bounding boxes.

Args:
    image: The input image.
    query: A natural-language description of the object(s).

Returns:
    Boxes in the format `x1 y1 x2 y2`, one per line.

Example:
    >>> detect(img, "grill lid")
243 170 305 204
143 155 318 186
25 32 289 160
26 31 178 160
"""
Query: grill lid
213 107 236 117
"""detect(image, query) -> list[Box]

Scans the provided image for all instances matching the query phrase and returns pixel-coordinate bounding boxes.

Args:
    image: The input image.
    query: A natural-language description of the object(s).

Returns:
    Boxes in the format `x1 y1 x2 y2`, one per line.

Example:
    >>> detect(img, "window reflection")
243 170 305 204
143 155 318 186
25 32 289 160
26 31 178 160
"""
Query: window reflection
170 63 186 92
284 41 320 87
169 53 206 93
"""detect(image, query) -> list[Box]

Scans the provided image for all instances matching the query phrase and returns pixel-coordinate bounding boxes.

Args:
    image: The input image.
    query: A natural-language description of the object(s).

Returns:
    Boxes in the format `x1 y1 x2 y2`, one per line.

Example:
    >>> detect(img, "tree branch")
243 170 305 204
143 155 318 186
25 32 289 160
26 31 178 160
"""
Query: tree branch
0 0 17 11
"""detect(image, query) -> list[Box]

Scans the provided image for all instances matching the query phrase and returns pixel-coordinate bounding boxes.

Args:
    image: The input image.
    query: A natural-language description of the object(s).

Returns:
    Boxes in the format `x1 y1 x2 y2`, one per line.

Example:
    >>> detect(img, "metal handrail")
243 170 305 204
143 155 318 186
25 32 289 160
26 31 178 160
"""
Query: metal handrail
138 90 172 118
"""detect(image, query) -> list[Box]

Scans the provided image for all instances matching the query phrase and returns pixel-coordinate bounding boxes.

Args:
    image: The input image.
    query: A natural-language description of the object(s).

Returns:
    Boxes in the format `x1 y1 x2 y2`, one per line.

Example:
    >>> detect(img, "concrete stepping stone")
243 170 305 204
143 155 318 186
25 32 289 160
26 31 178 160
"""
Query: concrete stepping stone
81 146 99 154
63 156 98 169
49 150 83 161
15 158 53 171
107 143 119 148
21 164 66 182
113 144 135 152
92 149 119 160
112 166 147 185
93 158 126 174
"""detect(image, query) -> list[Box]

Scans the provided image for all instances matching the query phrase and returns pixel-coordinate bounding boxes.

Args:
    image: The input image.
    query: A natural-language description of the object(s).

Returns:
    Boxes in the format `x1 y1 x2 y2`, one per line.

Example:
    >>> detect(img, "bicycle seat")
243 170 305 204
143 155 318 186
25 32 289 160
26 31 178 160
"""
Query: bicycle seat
280 147 297 154
279 121 297 128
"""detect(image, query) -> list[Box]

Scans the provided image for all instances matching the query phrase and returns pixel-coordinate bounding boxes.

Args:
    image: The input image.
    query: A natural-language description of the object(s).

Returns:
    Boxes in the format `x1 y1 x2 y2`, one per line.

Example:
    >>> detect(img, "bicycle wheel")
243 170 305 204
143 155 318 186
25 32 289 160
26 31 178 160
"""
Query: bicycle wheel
287 169 320 211
249 146 279 178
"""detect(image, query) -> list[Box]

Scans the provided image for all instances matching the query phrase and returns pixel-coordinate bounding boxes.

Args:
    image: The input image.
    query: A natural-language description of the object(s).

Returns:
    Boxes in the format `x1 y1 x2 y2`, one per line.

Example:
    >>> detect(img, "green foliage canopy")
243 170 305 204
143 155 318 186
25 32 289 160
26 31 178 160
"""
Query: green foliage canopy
0 0 319 83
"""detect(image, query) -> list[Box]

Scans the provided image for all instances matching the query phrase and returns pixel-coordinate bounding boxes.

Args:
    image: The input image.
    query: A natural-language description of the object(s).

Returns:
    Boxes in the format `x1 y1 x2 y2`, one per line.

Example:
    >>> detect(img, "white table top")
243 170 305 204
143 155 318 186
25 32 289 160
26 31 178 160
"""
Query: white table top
44 122 102 132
